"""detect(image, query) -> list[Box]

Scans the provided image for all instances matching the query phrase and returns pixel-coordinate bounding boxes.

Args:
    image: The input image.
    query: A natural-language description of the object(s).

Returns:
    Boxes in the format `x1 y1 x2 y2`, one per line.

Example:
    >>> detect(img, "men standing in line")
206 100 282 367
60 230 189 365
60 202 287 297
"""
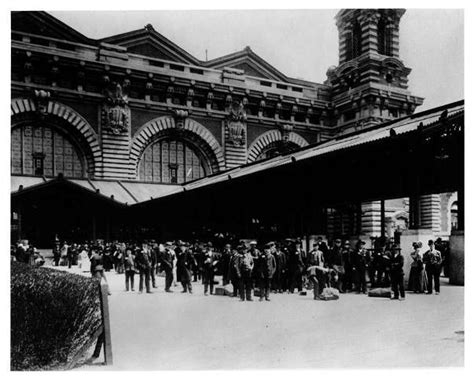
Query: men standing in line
221 244 232 286
203 242 218 295
249 241 261 291
149 243 158 289
257 242 277 301
239 245 254 301
191 241 203 282
424 239 443 295
53 235 61 266
352 240 368 294
161 242 175 292
228 246 242 298
124 248 136 292
317 237 329 261
287 240 305 294
390 244 405 300
136 244 152 294
308 242 325 268
326 238 344 291
272 244 287 293
176 242 196 294
342 240 353 293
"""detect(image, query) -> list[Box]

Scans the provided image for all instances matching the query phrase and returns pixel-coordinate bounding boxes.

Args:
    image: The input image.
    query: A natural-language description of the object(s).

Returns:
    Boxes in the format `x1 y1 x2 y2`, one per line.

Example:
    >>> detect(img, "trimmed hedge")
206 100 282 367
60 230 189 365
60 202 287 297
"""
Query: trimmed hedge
11 262 102 371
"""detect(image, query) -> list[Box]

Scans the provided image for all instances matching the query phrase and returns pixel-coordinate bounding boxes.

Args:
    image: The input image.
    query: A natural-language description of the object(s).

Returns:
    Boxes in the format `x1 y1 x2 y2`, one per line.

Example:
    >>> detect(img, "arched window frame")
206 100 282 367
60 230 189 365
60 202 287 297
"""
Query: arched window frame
137 134 211 184
11 121 88 178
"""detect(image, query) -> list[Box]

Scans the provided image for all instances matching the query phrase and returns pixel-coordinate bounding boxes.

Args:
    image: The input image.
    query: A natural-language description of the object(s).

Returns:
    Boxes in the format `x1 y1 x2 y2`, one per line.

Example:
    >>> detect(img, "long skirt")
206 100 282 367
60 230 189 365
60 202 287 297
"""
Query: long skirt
407 266 428 293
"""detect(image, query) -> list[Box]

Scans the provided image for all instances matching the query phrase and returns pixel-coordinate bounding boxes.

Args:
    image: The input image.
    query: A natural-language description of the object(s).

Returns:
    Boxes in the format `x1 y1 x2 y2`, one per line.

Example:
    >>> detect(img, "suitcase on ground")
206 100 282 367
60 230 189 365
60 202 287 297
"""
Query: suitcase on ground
214 287 226 296
368 287 391 298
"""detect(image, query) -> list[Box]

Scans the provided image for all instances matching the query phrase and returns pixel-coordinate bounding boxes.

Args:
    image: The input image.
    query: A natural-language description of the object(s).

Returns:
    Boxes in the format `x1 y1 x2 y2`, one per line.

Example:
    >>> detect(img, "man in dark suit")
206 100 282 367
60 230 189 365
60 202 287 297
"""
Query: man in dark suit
136 245 152 294
203 242 218 295
390 244 405 300
161 242 175 292
228 246 242 298
176 242 196 293
287 240 305 294
221 244 232 286
424 239 443 295
257 242 277 301
352 240 368 294
272 244 287 293
317 237 329 261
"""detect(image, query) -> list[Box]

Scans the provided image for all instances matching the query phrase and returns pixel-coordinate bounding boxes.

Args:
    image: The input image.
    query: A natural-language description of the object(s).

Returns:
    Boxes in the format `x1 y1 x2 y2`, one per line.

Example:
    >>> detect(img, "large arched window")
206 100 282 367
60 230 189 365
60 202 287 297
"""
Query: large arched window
11 124 85 178
138 138 209 183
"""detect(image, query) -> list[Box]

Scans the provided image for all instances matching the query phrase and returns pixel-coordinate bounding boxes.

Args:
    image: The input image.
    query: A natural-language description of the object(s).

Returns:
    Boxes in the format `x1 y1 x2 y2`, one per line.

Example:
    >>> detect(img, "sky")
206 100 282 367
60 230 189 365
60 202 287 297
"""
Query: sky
49 9 464 112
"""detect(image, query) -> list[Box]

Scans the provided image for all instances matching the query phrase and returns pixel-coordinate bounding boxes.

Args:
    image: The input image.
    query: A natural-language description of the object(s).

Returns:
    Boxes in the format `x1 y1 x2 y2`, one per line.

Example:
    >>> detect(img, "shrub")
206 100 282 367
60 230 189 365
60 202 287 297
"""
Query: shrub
11 262 102 371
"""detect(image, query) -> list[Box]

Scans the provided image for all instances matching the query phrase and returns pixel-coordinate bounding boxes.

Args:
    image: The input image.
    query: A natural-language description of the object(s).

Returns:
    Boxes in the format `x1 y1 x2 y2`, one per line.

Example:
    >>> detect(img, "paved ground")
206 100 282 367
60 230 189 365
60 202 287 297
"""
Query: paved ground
50 263 463 370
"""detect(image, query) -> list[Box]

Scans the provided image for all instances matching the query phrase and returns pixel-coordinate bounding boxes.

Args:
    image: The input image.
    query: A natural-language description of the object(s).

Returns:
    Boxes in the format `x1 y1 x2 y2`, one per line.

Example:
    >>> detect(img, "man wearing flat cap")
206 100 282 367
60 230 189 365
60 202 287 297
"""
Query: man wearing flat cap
390 244 405 300
256 243 277 301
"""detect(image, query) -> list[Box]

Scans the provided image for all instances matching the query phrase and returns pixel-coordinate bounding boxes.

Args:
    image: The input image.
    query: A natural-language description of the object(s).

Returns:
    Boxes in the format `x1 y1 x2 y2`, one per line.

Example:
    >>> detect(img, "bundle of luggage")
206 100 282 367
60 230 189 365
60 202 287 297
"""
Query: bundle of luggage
319 287 339 301
368 287 392 298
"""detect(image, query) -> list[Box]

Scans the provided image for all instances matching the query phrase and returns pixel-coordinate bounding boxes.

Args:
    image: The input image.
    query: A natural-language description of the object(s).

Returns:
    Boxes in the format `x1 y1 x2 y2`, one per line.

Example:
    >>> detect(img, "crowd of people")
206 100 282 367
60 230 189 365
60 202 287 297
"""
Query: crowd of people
11 235 448 302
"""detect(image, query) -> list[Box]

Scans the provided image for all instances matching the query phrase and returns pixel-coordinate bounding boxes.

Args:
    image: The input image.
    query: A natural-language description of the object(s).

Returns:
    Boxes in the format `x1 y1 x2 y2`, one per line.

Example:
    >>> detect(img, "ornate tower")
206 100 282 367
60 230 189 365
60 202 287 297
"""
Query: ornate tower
327 9 423 134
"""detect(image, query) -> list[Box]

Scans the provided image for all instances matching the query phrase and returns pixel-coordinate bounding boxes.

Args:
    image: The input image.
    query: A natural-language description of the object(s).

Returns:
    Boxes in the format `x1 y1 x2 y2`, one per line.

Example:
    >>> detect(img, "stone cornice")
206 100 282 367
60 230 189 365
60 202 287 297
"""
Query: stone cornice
11 81 332 133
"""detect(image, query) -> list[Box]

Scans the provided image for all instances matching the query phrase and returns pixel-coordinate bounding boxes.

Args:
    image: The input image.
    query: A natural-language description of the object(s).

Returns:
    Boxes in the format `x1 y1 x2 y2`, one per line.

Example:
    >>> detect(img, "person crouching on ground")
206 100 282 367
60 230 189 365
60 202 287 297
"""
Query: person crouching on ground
390 244 405 300
307 243 329 300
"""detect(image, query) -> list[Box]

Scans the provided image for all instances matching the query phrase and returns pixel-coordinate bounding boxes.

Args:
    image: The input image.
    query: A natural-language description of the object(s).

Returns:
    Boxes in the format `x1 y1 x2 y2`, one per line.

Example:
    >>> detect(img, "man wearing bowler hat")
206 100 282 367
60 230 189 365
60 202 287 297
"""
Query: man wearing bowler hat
162 242 175 292
424 239 443 295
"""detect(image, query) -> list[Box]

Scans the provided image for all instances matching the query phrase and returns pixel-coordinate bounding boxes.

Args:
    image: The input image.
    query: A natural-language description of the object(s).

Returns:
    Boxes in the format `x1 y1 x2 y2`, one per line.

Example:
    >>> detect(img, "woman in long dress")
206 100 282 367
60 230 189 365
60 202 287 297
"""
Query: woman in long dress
407 241 427 293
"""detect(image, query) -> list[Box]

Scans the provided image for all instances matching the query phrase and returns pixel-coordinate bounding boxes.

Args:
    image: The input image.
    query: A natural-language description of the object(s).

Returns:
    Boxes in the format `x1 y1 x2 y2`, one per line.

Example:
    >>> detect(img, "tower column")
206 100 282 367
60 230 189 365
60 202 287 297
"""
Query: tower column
360 201 382 237
419 194 441 233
